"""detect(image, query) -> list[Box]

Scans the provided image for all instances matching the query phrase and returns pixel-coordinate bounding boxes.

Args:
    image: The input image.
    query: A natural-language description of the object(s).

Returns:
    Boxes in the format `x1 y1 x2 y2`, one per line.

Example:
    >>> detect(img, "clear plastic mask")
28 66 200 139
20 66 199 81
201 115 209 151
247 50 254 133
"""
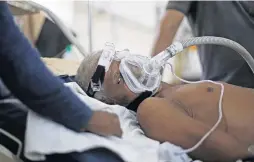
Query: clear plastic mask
119 54 162 94
90 43 162 96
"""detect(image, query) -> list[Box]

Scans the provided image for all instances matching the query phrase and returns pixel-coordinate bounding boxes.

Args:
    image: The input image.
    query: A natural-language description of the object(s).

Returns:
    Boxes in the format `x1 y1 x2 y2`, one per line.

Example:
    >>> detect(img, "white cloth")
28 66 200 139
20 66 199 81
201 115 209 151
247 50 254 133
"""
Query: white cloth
24 82 192 162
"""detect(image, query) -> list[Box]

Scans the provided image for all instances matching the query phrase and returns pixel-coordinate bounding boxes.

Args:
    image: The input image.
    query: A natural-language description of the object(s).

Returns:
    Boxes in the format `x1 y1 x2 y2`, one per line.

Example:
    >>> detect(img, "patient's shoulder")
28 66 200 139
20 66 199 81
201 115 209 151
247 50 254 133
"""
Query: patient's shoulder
137 97 171 116
137 97 163 121
137 96 191 119
139 97 165 108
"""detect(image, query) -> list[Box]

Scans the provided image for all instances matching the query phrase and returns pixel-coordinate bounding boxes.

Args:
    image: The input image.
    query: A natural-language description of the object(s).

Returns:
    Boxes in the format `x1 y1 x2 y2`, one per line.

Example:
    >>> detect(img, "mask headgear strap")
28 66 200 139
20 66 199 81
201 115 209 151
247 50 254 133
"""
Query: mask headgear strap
87 43 115 97
126 91 153 112
86 66 105 97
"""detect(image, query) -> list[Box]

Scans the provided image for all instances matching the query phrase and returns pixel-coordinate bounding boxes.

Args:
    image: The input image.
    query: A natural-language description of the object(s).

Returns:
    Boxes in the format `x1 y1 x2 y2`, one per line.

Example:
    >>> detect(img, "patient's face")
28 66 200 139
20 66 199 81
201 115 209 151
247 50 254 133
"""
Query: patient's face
103 61 138 106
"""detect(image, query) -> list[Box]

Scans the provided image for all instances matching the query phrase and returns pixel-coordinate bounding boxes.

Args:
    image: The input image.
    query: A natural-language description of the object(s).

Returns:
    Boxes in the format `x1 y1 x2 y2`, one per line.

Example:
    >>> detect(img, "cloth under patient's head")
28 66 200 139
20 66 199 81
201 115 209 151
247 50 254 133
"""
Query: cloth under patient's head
75 50 139 106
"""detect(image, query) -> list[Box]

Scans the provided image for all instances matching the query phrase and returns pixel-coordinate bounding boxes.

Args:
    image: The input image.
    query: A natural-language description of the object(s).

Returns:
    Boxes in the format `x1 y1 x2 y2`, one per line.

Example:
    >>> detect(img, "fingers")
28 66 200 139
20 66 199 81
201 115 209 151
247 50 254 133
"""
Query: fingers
118 129 123 137
114 130 123 137
114 123 123 137
111 114 123 137
87 110 123 137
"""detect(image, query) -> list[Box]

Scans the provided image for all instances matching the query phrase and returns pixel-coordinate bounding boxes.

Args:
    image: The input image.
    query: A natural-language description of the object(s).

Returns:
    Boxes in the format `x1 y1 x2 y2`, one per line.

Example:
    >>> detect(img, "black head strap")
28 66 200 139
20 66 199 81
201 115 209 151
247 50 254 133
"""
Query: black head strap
241 155 254 162
126 91 152 112
86 65 105 97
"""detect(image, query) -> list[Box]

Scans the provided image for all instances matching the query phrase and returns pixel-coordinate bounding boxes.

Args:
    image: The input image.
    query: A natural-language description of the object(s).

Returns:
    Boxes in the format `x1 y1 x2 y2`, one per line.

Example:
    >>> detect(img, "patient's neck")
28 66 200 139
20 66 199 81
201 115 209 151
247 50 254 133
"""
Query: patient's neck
155 82 182 98
160 82 176 90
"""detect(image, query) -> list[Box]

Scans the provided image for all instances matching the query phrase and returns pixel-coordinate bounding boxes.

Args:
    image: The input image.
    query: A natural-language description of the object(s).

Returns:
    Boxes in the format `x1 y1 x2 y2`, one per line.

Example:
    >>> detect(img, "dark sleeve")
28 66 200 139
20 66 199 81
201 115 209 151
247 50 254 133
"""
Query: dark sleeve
166 1 193 15
0 2 93 132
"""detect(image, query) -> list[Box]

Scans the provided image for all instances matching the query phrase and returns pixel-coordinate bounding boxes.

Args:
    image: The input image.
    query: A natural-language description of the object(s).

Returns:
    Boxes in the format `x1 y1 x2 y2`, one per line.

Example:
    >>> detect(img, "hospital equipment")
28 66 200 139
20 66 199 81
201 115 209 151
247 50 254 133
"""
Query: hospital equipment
86 42 160 98
139 36 254 94
167 63 225 156
149 36 254 75
86 43 130 97
0 128 22 162
86 42 116 97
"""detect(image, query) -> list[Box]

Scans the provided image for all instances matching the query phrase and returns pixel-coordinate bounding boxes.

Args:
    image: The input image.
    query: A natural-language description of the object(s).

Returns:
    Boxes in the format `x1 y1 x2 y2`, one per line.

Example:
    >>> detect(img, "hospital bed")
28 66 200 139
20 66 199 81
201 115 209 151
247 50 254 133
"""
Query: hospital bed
0 129 23 162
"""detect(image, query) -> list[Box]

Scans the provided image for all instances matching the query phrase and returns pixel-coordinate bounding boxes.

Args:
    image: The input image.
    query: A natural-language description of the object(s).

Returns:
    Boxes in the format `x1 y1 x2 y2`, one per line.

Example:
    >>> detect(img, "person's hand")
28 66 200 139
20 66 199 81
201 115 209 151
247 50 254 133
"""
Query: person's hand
85 110 123 137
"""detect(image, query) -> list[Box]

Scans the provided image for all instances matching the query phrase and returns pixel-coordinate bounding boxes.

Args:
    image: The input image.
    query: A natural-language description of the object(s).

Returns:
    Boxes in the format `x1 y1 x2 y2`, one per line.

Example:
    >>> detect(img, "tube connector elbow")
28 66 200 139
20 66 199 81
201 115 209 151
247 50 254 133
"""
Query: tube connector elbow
166 42 184 57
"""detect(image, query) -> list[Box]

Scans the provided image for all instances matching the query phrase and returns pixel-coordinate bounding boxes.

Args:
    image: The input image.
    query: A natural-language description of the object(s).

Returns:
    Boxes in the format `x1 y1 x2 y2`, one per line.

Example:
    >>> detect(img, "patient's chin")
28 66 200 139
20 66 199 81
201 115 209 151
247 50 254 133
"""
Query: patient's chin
100 97 115 105
117 98 131 107
119 102 129 107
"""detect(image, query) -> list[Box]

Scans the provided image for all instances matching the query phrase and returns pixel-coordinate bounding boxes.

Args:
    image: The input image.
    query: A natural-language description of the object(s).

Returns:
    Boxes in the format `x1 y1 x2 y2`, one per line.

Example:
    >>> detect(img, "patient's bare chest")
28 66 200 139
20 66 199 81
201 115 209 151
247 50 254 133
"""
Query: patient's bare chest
163 82 254 146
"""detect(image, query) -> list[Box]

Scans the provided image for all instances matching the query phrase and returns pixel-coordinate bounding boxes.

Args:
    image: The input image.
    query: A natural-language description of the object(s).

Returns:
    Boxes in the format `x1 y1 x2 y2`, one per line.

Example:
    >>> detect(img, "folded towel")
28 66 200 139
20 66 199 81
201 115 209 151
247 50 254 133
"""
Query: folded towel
24 82 192 162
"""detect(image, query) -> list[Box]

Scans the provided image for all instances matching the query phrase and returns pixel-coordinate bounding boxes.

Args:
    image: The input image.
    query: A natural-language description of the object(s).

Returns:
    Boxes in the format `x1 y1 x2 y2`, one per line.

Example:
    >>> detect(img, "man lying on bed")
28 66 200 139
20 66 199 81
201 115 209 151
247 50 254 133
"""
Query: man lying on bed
75 50 254 162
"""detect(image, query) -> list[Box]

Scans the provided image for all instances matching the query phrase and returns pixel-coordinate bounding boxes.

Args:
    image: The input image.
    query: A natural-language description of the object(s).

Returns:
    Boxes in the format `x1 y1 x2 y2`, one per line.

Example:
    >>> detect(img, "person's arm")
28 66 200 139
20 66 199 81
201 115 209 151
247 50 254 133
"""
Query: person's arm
151 1 192 56
0 2 93 132
137 98 250 162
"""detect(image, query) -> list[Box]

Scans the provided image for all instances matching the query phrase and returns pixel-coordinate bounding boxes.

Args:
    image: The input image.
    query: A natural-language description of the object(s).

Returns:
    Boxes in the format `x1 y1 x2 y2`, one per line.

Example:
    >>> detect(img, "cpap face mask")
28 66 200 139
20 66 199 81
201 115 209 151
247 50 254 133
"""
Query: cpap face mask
119 54 162 94
119 54 163 111
87 43 163 98
86 43 163 110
